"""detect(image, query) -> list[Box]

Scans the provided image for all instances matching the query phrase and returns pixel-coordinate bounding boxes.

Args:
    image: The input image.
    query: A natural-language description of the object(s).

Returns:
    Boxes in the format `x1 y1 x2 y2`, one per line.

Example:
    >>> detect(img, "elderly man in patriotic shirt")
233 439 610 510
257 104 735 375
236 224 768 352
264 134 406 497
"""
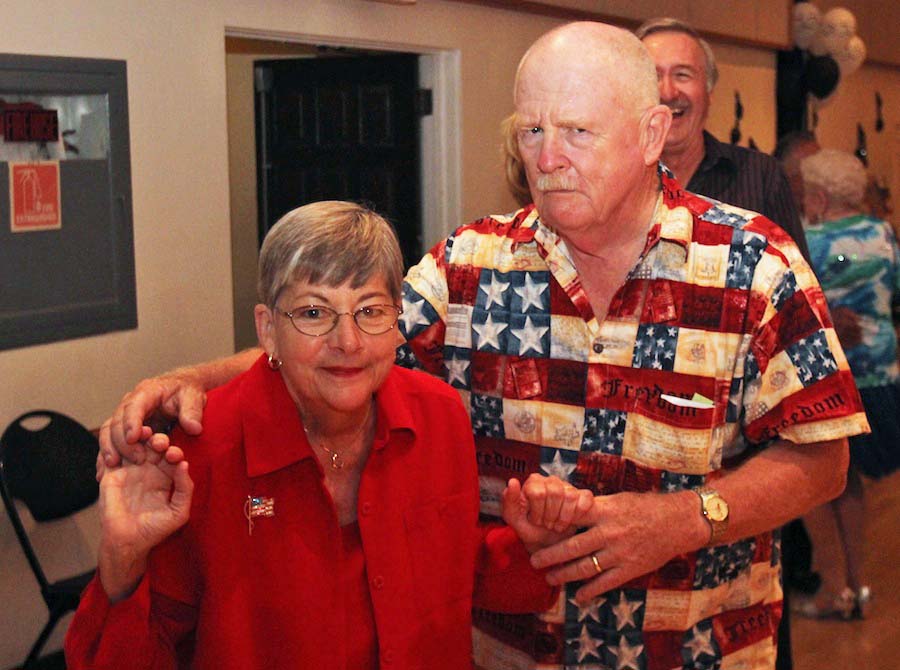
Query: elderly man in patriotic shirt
99 21 866 670
399 22 865 670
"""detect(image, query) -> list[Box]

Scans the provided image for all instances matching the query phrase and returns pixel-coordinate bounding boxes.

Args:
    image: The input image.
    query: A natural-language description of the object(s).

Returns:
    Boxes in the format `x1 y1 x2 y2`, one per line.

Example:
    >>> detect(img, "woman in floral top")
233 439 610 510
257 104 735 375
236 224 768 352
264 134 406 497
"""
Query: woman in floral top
795 148 900 619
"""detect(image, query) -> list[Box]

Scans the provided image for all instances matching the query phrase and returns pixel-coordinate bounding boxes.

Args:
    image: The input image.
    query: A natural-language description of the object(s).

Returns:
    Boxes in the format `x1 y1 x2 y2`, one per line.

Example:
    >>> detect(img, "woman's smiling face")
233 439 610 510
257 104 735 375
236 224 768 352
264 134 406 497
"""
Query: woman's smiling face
255 275 402 418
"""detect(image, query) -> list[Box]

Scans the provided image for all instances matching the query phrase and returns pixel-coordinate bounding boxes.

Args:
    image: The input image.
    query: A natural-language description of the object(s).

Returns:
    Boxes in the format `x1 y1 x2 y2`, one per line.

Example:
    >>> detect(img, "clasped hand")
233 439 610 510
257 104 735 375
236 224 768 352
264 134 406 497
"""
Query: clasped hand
502 474 695 603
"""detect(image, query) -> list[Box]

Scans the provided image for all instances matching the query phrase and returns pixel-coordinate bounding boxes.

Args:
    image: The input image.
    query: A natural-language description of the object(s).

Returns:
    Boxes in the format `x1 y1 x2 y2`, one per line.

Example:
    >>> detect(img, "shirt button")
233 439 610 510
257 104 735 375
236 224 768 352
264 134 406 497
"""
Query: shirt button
383 648 394 664
372 575 385 589
361 502 373 516
593 341 604 354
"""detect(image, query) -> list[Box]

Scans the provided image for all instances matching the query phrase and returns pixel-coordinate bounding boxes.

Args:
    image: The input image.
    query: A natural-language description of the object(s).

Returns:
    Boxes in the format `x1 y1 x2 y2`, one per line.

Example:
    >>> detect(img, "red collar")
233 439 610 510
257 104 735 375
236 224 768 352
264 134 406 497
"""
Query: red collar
239 354 416 477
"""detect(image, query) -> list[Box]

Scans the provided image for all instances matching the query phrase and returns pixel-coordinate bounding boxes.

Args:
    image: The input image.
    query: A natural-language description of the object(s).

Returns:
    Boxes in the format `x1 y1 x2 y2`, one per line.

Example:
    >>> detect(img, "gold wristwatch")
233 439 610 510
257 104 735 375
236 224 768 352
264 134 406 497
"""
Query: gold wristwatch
695 486 729 546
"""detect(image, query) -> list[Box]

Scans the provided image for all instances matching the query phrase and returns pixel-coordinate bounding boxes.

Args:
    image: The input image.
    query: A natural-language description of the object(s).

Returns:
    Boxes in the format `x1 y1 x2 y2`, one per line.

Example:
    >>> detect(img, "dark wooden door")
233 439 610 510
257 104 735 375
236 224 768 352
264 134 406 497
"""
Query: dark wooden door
254 54 422 268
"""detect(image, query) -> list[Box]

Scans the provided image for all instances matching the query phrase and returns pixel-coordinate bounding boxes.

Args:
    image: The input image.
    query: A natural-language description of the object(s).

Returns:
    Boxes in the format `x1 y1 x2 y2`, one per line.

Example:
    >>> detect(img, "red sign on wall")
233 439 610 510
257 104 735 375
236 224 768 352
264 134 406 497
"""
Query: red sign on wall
9 161 61 232
2 108 59 142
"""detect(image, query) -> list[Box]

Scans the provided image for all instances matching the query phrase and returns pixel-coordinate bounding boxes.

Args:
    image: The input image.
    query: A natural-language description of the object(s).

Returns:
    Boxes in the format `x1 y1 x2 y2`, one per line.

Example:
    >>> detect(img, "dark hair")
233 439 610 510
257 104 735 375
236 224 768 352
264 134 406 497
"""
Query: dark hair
773 130 818 163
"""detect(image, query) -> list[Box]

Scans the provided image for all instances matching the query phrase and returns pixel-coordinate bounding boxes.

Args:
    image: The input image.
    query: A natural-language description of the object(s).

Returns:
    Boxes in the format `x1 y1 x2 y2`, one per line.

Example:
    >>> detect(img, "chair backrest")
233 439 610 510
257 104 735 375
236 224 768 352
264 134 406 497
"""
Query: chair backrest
0 410 100 522
0 410 100 590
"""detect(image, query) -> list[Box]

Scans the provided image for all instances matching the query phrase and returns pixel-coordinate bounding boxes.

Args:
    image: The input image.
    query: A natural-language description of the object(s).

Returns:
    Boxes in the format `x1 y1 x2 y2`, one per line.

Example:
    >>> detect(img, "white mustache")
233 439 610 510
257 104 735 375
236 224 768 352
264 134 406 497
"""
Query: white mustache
535 174 578 191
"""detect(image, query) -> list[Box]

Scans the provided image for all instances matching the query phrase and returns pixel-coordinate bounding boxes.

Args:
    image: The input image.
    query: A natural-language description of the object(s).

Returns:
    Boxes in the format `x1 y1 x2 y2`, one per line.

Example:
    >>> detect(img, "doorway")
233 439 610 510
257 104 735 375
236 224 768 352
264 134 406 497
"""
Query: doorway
225 34 460 351
255 52 422 268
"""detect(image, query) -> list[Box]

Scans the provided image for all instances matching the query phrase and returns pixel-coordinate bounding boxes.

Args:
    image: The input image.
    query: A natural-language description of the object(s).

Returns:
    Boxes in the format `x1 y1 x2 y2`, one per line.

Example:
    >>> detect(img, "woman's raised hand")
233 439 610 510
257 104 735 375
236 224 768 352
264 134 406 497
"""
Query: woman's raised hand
97 432 194 602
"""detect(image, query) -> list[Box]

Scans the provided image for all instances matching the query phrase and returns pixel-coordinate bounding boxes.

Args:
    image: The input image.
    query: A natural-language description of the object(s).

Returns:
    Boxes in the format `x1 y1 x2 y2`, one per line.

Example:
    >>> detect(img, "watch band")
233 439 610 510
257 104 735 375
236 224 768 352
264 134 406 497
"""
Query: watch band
695 486 729 546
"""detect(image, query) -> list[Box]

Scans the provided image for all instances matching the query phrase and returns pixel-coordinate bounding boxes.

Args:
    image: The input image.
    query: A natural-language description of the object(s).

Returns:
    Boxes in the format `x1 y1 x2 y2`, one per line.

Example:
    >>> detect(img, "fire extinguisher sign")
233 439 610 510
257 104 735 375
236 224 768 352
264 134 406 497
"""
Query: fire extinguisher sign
9 161 61 232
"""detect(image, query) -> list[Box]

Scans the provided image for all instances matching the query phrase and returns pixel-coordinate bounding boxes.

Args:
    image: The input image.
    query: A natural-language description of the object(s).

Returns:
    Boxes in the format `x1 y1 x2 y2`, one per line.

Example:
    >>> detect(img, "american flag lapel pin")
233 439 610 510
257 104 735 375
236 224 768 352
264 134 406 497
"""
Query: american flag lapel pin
243 495 275 536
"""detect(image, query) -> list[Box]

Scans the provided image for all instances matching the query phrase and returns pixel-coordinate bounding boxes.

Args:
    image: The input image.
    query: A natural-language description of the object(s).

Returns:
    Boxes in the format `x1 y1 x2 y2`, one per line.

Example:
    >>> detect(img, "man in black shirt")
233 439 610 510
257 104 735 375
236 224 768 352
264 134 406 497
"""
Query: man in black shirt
637 17 811 263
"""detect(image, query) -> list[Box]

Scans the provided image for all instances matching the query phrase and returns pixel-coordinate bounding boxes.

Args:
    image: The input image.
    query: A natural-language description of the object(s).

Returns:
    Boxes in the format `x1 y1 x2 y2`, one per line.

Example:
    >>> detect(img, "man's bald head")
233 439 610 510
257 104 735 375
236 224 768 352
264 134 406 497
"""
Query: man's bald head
515 22 660 118
511 21 672 246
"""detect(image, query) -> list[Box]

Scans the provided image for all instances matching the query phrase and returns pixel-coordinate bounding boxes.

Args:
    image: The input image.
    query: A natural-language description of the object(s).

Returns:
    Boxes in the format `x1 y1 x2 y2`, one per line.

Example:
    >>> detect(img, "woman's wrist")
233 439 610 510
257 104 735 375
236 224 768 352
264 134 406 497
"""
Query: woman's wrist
98 540 149 603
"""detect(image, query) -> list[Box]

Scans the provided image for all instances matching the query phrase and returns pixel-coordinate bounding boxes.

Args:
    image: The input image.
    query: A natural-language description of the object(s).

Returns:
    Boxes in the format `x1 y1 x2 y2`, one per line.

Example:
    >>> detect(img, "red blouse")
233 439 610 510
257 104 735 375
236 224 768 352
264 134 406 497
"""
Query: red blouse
341 522 378 670
65 355 556 670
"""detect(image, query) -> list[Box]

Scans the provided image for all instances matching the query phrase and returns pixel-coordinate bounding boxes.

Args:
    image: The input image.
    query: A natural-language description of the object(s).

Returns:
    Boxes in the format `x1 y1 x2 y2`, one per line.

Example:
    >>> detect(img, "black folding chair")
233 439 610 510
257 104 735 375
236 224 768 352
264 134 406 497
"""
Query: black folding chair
0 410 99 669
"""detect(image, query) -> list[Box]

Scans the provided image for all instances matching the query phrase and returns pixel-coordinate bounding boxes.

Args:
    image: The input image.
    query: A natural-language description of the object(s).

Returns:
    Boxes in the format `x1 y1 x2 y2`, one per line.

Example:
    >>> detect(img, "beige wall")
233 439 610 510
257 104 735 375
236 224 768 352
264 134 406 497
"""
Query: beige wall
705 41 779 152
480 0 791 47
227 51 264 353
1 0 898 664
812 62 900 215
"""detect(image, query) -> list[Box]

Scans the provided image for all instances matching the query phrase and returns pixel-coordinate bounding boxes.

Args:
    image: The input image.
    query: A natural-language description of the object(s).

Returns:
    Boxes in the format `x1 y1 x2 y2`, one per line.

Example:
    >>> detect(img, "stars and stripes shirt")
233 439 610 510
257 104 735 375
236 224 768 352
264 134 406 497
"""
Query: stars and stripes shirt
397 170 868 670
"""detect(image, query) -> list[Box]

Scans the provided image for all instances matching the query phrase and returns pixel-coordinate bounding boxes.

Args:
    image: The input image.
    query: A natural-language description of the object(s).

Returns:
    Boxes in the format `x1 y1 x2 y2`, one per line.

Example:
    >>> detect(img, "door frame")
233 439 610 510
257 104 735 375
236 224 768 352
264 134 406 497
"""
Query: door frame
225 26 462 250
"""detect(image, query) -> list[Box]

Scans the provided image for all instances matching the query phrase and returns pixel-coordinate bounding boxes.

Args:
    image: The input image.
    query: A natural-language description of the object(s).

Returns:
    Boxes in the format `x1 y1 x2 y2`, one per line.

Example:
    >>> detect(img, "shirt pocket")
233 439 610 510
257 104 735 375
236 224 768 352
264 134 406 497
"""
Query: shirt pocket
403 490 477 616
622 387 721 475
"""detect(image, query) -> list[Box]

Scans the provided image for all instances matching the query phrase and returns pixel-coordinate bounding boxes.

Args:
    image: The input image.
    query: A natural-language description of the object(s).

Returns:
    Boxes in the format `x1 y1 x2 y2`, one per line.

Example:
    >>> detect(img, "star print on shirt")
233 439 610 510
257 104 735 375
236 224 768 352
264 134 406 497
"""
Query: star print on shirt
582 408 626 454
770 271 799 310
607 636 644 670
725 233 765 290
660 471 704 492
574 624 602 663
694 540 756 588
699 204 745 227
399 295 433 335
472 313 508 351
632 324 678 371
683 623 717 661
480 272 510 309
540 448 577 481
513 272 549 312
786 331 838 387
569 595 606 623
611 592 644 631
470 394 504 438
444 353 469 388
511 316 549 356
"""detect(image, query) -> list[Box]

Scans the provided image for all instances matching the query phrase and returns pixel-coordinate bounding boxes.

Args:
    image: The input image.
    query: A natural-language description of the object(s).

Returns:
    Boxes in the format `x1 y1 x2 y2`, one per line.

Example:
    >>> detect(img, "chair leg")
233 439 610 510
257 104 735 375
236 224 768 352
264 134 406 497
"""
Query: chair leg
23 609 63 670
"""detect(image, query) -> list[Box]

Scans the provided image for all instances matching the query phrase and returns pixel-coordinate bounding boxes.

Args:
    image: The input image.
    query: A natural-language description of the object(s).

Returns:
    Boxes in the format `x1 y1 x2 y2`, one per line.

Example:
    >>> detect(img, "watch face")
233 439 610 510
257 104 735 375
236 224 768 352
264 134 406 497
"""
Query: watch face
706 496 728 522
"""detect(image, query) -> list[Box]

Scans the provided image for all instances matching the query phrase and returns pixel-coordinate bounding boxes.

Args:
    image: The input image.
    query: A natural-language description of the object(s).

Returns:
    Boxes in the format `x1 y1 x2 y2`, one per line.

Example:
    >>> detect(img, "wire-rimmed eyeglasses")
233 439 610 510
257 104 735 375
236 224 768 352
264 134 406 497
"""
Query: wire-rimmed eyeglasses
278 304 403 336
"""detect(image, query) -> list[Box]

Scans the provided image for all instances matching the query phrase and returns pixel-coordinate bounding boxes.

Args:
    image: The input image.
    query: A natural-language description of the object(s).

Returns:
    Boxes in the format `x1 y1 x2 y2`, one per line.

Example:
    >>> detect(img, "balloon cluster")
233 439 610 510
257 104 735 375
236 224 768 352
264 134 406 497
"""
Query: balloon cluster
792 3 866 107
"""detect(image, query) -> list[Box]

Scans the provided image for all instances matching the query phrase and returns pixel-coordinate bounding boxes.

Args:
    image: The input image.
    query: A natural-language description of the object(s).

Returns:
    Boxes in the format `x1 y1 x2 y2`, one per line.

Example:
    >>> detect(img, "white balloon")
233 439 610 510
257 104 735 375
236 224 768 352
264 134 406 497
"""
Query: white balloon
793 3 822 50
821 8 857 54
835 35 866 75
809 29 830 56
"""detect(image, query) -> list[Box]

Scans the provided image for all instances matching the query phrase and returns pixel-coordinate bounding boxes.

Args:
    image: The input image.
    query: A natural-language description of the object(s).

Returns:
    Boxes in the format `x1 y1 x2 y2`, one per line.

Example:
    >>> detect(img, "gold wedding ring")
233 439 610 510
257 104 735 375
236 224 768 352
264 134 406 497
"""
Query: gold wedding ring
591 553 603 574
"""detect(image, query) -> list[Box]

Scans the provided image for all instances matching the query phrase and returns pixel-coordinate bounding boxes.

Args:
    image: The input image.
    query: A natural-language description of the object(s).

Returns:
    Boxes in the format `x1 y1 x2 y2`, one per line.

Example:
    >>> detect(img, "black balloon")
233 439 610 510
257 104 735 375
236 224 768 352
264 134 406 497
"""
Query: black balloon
777 48 808 136
805 55 840 99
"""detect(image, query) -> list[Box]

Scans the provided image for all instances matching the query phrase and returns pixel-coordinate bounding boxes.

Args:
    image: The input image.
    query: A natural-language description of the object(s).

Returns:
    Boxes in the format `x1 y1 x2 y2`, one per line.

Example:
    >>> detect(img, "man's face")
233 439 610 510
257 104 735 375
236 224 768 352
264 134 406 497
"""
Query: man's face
642 31 711 155
514 61 646 238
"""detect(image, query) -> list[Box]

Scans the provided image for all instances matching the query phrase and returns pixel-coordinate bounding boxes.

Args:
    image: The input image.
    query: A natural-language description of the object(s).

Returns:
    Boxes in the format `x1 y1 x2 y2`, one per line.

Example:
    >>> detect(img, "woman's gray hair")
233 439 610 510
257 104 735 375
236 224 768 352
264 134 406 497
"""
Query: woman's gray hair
257 200 404 308
800 149 868 209
635 17 719 93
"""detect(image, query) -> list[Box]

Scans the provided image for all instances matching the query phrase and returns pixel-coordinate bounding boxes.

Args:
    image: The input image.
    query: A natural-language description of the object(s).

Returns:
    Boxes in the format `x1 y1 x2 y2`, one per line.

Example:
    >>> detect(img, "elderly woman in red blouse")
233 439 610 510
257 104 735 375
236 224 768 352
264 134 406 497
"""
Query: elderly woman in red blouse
65 201 586 670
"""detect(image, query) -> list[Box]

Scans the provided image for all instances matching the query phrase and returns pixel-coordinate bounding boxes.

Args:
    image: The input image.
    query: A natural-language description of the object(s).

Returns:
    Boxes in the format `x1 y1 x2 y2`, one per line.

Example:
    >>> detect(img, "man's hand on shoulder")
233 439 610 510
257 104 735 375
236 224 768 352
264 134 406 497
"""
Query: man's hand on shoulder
97 349 261 475
99 370 207 473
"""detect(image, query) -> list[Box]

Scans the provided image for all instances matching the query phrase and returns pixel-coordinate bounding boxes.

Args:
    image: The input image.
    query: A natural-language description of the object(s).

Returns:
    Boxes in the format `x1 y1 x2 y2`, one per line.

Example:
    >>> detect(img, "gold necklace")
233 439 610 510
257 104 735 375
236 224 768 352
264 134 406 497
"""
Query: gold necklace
302 408 373 470
319 441 345 469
